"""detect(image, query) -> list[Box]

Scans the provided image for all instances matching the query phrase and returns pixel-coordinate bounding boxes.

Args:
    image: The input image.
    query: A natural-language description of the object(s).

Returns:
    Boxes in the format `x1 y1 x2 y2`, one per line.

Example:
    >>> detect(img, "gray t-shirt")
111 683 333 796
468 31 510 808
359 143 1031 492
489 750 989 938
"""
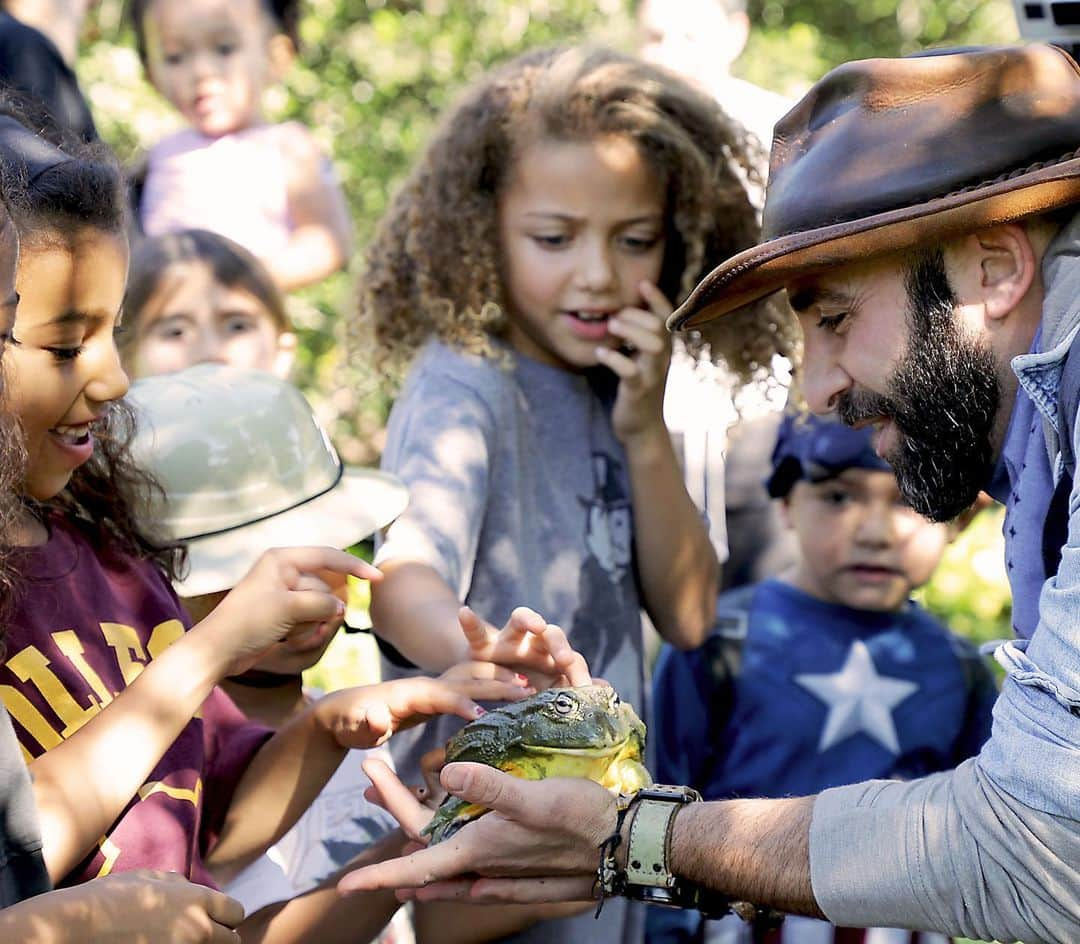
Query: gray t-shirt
1 705 50 908
377 340 646 944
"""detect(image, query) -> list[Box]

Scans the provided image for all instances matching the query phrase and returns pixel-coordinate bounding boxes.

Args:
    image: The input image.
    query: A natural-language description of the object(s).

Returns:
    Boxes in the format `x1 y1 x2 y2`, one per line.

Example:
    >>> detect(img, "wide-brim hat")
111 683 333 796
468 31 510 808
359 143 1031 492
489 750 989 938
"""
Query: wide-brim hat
670 44 1080 330
129 364 408 598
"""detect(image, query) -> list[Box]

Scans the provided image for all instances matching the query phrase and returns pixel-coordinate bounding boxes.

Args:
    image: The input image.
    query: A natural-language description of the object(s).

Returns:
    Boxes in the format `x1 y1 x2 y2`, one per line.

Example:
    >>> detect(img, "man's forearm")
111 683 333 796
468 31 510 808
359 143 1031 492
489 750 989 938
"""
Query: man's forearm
670 795 824 918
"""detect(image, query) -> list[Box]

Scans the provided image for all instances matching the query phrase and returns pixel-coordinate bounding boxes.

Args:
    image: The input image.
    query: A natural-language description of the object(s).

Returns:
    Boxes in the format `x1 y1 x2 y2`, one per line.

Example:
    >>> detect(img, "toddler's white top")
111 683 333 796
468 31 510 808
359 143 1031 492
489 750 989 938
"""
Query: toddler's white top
141 125 293 261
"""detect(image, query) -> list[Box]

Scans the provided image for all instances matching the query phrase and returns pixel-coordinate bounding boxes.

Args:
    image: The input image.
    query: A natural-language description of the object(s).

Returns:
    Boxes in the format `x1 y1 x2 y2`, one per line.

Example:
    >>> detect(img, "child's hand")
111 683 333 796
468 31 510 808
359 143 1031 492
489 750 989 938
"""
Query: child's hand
598 280 674 444
195 547 382 679
73 870 243 942
315 663 531 750
459 606 592 688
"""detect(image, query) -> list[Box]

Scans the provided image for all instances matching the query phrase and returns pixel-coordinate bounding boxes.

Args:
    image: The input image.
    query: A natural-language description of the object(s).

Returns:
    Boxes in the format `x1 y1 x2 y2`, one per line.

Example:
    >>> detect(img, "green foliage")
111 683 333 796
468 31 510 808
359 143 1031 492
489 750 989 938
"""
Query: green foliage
739 0 1017 96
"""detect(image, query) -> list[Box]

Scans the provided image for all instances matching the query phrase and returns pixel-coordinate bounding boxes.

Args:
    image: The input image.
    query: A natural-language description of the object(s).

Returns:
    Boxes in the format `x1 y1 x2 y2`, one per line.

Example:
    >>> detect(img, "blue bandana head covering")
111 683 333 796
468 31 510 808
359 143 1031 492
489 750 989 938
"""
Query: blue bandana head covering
766 412 892 498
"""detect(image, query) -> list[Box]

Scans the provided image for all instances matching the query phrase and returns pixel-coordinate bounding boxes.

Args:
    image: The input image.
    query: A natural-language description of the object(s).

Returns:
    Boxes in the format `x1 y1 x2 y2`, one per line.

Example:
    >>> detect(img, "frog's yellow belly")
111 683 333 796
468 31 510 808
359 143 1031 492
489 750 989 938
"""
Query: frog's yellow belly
445 740 652 829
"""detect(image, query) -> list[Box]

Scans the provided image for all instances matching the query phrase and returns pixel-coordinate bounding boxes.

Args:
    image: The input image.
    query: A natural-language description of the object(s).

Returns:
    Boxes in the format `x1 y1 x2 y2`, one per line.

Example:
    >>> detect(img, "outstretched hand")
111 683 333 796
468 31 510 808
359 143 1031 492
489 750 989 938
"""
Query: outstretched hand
341 760 614 904
316 662 533 750
459 606 592 689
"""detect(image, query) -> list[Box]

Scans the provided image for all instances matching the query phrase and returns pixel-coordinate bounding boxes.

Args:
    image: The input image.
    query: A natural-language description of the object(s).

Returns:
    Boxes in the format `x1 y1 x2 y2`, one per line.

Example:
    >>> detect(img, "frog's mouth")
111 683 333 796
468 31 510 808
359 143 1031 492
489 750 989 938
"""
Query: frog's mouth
520 741 630 757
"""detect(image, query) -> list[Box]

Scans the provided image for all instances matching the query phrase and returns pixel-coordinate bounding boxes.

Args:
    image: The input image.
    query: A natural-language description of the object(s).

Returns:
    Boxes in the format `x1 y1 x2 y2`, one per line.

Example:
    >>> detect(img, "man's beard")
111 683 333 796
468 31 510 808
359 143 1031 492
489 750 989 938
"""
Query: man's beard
837 250 1001 522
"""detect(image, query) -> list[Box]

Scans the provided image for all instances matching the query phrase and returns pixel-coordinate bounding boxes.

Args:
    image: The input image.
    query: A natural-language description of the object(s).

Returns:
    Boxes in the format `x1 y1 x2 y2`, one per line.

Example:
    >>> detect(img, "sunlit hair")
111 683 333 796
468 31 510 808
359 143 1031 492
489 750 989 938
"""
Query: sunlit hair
0 96 184 584
355 45 798 388
129 0 302 65
122 228 289 362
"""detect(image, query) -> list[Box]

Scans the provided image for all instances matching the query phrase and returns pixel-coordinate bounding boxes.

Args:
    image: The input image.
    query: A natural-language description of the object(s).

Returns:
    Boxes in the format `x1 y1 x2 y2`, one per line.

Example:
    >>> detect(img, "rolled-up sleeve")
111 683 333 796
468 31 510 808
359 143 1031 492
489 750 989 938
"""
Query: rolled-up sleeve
810 754 1080 943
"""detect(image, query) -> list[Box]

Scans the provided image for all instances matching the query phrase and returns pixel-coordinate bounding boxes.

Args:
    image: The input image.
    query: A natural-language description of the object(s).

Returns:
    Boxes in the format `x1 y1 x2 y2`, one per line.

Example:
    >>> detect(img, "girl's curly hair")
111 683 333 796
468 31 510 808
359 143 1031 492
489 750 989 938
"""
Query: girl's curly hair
357 45 798 388
0 96 185 589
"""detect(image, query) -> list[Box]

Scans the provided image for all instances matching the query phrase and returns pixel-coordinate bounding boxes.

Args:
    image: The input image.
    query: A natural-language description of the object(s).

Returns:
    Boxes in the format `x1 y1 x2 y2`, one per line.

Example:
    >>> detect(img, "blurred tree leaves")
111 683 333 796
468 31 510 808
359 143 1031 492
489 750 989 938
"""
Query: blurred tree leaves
739 0 1017 96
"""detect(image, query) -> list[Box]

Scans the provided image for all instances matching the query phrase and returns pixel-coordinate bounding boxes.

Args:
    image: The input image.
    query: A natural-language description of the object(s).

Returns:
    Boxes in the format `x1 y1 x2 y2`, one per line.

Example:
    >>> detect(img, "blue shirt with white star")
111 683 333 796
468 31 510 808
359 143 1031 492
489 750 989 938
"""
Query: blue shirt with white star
652 579 997 801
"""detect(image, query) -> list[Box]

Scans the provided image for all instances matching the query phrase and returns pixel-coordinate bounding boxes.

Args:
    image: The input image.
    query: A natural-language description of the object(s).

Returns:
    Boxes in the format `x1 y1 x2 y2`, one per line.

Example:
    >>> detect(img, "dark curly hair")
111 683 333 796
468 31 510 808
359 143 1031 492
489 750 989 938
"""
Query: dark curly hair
129 0 303 65
356 46 798 388
0 97 185 586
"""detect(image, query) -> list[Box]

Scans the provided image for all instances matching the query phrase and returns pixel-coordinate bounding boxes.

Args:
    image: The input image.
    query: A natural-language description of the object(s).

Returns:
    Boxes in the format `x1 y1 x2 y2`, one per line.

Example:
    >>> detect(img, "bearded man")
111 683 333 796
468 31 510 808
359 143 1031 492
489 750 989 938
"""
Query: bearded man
337 45 1080 944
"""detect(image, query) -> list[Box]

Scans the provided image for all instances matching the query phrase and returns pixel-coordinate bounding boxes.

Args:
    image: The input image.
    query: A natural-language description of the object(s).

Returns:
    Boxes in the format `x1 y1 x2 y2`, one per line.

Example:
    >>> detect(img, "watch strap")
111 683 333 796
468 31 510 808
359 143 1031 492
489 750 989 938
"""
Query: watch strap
625 795 680 888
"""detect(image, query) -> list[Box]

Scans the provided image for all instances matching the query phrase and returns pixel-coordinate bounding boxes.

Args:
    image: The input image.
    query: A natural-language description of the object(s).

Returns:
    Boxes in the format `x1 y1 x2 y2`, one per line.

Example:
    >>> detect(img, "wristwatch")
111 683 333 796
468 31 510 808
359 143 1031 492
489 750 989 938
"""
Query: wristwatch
620 784 730 917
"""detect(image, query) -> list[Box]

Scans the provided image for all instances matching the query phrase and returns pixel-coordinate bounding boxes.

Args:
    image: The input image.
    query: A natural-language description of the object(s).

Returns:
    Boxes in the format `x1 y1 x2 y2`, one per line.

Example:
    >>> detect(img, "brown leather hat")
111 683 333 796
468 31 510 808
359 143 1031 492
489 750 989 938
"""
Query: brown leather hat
670 44 1080 330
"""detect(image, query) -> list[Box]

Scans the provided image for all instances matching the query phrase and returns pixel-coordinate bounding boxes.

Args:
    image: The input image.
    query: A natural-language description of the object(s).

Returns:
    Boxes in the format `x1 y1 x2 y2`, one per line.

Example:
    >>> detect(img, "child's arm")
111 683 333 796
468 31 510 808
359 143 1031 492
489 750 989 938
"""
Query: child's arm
206 665 532 883
0 870 243 943
273 122 353 291
601 280 720 649
27 547 379 881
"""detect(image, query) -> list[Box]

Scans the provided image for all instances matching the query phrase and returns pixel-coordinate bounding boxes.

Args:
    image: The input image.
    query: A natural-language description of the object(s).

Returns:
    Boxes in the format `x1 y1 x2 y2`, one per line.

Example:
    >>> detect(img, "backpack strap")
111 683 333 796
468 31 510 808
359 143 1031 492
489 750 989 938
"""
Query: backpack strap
1042 332 1080 576
694 584 756 789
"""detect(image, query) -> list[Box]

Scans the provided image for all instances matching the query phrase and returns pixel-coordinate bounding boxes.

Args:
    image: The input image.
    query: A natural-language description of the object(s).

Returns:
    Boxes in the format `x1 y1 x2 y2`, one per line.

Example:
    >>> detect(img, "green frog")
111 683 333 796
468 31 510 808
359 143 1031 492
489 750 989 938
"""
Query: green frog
422 684 652 844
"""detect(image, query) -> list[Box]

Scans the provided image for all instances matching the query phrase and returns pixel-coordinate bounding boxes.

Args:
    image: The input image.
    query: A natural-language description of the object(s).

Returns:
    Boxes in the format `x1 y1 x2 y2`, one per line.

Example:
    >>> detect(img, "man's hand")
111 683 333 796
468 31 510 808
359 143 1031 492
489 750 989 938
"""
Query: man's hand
459 606 592 688
315 663 532 749
340 761 614 904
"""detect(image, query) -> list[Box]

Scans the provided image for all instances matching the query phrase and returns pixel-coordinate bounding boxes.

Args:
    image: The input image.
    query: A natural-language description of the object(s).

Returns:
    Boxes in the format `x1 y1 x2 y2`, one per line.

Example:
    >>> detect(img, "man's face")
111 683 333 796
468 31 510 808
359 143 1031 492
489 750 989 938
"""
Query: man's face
791 250 1001 522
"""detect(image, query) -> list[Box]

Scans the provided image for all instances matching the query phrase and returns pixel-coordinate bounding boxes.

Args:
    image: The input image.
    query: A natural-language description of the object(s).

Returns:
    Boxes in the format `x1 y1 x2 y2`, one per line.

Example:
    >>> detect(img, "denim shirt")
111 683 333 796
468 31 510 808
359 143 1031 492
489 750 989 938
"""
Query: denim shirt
979 297 1080 821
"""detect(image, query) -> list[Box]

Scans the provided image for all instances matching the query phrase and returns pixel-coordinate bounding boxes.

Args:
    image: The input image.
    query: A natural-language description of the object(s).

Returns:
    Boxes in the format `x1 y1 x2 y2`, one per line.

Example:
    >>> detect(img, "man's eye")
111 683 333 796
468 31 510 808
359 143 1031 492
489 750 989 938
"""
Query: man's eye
44 346 83 362
821 489 850 506
816 313 847 332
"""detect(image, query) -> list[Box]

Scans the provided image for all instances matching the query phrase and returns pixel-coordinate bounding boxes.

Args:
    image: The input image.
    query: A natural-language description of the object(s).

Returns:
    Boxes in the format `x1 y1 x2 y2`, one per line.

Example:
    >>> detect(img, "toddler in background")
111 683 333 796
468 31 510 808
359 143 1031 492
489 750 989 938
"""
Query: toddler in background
648 413 997 944
361 45 795 944
122 228 296 378
131 0 352 291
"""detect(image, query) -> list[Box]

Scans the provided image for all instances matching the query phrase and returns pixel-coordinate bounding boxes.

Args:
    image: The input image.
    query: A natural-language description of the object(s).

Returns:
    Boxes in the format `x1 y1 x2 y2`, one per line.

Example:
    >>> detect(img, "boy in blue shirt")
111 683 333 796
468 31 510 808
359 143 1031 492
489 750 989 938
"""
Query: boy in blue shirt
648 413 997 944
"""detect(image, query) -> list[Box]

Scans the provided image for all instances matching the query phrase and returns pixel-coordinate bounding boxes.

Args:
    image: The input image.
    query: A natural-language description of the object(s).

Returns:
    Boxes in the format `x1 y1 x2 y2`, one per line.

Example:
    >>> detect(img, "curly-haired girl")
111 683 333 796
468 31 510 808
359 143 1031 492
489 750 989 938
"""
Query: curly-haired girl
363 45 795 944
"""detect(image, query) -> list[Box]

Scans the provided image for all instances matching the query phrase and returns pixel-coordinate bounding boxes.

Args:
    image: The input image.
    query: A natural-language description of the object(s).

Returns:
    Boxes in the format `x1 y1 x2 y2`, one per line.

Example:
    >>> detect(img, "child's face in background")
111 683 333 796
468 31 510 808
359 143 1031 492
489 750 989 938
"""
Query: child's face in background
143 0 282 137
7 229 130 501
128 259 295 379
782 467 950 612
498 134 666 372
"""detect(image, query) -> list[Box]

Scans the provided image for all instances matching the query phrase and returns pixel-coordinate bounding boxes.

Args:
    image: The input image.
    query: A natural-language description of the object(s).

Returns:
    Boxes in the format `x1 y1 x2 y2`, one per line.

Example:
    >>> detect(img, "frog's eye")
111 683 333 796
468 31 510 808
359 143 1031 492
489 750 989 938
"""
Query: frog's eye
553 692 575 715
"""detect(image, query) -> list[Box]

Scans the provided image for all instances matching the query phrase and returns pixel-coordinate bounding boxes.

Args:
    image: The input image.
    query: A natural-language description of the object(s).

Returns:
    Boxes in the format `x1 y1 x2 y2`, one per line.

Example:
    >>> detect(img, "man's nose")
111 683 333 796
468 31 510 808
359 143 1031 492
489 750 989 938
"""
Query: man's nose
800 339 851 414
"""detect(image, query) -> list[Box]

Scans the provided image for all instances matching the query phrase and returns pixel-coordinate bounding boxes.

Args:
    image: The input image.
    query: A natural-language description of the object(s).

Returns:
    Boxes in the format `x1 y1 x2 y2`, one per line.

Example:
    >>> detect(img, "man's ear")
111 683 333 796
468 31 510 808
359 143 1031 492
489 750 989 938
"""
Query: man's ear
957 224 1038 323
267 33 296 80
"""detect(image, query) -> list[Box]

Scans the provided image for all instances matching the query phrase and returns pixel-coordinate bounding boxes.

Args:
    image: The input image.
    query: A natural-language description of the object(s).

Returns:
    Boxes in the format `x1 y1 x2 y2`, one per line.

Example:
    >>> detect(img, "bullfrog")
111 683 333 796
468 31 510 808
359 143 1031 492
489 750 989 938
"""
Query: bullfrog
423 684 652 844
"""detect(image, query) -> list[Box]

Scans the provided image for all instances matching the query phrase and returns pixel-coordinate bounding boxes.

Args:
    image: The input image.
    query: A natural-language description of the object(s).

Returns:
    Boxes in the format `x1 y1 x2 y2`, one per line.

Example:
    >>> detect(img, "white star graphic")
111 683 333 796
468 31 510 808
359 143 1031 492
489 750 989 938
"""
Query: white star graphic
794 640 919 754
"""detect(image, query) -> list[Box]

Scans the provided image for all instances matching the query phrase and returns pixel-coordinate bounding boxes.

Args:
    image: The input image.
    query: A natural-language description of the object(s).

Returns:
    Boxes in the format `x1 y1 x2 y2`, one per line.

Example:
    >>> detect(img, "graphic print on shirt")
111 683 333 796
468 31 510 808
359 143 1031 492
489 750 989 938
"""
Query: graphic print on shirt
794 639 919 754
570 452 640 673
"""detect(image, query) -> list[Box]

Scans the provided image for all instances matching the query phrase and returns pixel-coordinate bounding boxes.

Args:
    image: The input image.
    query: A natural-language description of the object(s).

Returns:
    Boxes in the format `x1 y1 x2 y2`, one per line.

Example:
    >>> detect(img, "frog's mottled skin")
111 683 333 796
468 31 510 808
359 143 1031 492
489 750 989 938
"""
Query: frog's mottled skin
422 685 651 844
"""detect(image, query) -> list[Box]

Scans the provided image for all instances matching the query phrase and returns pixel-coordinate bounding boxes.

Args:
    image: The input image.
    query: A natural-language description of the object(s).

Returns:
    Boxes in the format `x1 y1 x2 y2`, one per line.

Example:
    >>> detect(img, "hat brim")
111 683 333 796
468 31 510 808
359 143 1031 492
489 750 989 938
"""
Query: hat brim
669 154 1080 330
173 468 408 597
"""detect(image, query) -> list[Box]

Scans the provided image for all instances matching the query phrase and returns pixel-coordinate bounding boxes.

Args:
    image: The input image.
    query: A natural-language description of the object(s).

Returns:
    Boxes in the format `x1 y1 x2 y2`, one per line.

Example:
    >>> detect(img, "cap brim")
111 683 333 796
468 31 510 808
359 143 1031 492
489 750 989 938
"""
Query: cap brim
669 155 1080 330
173 468 408 597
